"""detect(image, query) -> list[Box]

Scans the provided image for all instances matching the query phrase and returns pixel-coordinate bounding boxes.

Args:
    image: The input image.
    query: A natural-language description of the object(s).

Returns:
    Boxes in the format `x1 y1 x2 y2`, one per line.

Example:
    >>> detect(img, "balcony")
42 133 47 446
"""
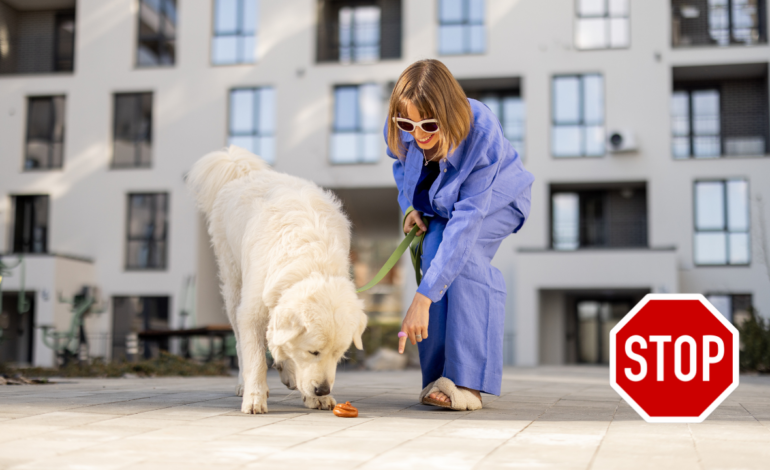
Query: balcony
0 1 75 75
671 0 767 47
316 0 401 63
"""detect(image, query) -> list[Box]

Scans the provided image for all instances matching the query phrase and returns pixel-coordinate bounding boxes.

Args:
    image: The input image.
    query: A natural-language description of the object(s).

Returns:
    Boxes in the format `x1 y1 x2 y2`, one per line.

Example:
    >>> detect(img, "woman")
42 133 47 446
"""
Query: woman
385 59 534 410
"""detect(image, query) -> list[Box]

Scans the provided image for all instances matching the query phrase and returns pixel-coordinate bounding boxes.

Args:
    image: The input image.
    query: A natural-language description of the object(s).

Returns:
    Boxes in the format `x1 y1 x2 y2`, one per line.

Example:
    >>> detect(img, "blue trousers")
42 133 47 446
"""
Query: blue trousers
417 204 520 396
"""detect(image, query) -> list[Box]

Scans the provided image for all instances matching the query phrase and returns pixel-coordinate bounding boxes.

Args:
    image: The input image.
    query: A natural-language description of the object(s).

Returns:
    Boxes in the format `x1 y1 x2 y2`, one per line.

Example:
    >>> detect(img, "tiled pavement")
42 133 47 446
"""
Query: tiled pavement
0 366 769 469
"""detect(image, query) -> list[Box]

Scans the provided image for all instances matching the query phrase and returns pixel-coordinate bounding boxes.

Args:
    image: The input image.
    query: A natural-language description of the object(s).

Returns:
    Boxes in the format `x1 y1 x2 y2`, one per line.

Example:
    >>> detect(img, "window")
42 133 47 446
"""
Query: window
694 179 750 265
316 0 401 63
575 0 629 49
113 93 153 168
438 0 485 55
228 87 276 164
112 296 170 359
54 11 76 72
12 195 49 254
0 5 76 75
339 5 380 63
672 75 769 158
212 0 257 65
672 0 767 47
137 0 177 66
479 94 525 159
706 293 753 323
126 193 168 270
25 96 65 170
551 185 647 250
331 84 381 164
552 74 604 157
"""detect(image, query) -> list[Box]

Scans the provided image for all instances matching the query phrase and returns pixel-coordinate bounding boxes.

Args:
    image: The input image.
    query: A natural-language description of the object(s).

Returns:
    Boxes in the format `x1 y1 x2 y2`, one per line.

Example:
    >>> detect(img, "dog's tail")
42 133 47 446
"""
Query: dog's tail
185 145 269 215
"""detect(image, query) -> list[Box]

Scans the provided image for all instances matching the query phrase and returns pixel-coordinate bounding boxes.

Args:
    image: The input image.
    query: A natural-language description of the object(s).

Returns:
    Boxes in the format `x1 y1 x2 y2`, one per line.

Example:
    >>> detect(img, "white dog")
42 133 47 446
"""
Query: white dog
185 145 368 414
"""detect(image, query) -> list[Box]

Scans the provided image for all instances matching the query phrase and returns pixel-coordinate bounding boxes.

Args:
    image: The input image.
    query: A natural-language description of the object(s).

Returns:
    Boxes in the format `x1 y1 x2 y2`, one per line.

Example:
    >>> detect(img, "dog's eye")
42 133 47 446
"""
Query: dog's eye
309 351 320 356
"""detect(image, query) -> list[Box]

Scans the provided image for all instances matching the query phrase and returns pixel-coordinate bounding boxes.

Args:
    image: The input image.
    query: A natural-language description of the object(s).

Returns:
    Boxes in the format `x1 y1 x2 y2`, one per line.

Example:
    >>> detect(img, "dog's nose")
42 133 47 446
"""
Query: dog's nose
314 382 331 396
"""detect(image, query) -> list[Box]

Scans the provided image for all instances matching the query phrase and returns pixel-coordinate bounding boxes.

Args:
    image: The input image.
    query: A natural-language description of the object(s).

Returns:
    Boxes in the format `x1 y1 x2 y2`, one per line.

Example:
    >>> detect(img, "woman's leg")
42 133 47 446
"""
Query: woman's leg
416 217 449 390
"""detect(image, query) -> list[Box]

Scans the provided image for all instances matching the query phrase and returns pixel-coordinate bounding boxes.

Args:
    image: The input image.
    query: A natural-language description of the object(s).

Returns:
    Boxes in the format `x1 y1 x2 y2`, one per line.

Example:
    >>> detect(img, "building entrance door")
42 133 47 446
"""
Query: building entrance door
576 299 631 364
0 291 36 365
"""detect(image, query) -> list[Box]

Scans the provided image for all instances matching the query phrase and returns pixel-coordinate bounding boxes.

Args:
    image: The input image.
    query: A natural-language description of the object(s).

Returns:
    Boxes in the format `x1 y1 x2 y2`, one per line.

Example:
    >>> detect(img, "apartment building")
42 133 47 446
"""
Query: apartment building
0 0 767 367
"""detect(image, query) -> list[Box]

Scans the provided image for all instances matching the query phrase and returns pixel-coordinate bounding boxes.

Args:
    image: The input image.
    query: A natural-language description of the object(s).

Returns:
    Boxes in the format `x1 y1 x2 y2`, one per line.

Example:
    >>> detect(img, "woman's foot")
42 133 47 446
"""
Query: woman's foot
428 386 481 405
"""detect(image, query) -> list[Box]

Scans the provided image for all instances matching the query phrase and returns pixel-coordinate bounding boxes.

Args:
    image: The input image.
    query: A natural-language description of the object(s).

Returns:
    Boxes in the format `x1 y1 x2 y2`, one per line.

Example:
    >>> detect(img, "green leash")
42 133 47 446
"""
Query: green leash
356 210 428 293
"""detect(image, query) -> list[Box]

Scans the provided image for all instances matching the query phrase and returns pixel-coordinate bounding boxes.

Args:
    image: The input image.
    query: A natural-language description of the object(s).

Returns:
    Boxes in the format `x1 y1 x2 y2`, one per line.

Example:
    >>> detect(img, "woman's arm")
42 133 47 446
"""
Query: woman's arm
416 130 533 303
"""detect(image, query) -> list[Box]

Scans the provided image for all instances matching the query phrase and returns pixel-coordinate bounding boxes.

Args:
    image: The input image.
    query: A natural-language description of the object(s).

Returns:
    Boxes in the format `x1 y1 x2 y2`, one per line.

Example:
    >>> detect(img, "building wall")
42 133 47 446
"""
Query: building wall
0 0 768 366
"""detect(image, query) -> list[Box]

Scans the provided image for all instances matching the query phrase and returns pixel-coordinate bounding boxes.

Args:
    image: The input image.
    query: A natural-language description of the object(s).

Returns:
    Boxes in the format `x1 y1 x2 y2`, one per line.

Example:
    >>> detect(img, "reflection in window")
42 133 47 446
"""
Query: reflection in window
331 84 381 164
212 0 257 64
480 95 525 159
339 6 380 63
228 87 276 164
575 0 630 49
708 0 763 45
694 179 750 265
12 195 49 254
25 96 65 170
672 89 721 158
137 0 177 66
552 74 604 157
113 93 153 168
126 193 168 270
552 193 580 250
439 0 485 55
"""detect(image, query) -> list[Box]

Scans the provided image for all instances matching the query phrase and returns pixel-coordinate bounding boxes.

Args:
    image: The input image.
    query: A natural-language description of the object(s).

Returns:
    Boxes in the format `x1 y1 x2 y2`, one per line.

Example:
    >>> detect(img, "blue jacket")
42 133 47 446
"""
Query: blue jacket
385 98 535 302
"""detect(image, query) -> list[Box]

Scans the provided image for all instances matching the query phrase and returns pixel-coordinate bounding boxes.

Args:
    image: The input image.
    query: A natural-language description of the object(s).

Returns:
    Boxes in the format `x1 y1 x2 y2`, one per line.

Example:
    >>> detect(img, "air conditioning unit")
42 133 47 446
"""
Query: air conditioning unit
607 130 638 153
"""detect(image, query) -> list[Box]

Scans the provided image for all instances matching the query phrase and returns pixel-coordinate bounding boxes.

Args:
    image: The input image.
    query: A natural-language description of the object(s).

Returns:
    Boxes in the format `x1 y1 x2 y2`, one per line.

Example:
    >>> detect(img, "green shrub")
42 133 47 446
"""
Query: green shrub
738 306 770 373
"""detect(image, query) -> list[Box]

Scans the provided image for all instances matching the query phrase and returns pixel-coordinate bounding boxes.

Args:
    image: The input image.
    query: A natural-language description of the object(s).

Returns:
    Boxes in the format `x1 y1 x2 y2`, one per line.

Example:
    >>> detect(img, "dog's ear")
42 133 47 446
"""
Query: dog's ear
267 307 306 348
352 312 367 350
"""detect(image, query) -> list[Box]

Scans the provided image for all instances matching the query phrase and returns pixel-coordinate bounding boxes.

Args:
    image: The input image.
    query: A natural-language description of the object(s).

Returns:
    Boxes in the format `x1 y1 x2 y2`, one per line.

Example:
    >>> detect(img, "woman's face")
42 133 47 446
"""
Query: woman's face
405 101 440 151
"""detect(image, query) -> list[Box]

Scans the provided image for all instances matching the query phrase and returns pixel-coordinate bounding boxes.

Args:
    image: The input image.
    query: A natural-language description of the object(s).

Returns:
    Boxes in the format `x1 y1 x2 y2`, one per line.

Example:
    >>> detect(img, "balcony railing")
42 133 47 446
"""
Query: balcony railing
316 20 401 63
0 36 74 75
671 0 767 47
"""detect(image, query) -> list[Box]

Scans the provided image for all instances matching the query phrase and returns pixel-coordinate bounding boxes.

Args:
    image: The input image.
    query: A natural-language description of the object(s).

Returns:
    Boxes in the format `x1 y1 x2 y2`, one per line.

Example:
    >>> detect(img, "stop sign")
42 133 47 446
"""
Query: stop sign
610 294 739 423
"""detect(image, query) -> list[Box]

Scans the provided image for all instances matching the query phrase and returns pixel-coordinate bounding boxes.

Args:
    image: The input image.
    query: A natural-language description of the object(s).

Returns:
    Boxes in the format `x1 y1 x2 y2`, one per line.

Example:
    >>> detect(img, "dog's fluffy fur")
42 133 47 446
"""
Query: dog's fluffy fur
186 145 367 414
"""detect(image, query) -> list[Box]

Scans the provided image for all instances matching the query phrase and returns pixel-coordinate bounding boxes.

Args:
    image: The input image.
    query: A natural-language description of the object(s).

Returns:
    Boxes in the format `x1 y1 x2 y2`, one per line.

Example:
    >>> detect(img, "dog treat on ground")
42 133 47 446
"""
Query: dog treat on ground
333 401 358 418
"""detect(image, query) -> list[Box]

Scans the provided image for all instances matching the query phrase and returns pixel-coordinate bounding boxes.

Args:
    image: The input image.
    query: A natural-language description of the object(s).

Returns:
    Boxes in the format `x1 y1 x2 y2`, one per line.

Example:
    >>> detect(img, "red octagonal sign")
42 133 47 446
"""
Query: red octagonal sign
610 294 739 423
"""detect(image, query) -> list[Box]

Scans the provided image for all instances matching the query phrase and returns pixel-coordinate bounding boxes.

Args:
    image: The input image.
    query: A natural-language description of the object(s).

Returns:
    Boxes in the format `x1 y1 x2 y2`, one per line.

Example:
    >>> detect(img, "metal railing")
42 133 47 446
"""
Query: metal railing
0 36 74 75
671 0 767 47
316 21 401 63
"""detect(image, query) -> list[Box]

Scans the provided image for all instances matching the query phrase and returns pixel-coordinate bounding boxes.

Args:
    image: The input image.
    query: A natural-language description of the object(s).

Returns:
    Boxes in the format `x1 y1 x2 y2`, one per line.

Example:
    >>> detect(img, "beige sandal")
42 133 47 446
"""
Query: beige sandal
419 377 483 411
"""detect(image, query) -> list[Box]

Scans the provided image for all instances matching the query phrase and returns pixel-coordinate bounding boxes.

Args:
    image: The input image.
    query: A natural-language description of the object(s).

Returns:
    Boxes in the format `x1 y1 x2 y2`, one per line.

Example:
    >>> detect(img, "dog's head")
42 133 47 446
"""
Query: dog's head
266 273 367 398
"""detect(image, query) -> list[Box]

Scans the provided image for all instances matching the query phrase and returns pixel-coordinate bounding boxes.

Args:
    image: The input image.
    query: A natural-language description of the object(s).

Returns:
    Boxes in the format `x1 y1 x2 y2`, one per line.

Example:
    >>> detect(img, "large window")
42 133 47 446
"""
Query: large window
339 5 381 63
438 0 485 55
552 74 605 157
672 0 766 47
479 94 525 160
137 0 177 66
229 87 276 164
12 195 49 254
575 0 630 49
25 96 65 170
126 193 168 270
212 0 257 65
672 76 769 158
694 180 750 265
331 84 381 164
551 185 647 250
113 93 153 168
316 0 401 63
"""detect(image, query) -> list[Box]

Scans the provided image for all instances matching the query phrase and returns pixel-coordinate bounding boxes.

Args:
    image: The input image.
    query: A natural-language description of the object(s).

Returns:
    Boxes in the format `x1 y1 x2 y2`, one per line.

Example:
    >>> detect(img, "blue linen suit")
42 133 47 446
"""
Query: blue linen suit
385 98 535 396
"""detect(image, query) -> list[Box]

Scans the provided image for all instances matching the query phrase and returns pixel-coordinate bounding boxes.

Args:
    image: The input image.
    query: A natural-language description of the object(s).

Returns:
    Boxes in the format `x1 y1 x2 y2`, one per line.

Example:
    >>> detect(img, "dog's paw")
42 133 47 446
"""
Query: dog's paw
303 395 336 410
241 392 268 414
235 384 244 397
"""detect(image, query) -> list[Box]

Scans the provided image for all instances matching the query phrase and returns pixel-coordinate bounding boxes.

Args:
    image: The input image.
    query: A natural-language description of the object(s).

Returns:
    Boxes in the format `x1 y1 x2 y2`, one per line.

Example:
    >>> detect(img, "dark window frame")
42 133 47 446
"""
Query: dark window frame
24 95 66 171
211 0 257 65
227 86 276 164
672 83 723 158
574 0 630 50
437 0 486 55
330 83 381 165
136 0 177 67
125 192 169 271
112 92 153 169
53 10 76 72
551 73 605 158
693 178 751 267
11 195 50 254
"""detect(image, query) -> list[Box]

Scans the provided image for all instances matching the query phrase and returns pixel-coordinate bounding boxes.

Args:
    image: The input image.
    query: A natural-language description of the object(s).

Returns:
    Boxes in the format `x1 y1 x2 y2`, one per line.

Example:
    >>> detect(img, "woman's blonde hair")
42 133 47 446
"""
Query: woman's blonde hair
387 59 473 160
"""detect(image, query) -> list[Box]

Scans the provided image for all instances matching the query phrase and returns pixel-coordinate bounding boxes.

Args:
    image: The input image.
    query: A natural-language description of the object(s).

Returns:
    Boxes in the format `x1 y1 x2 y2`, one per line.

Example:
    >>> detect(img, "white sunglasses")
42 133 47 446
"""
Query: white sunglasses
392 117 440 134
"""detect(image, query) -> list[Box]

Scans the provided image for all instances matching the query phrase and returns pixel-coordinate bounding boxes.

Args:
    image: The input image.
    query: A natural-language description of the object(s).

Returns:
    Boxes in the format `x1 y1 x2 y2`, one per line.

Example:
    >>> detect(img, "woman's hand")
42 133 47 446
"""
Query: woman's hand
398 292 432 354
404 210 428 236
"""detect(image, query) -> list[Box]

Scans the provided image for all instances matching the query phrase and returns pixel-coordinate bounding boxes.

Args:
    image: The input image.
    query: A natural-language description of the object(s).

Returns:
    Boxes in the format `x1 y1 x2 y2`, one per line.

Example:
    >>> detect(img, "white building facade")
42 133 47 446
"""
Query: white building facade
0 0 768 367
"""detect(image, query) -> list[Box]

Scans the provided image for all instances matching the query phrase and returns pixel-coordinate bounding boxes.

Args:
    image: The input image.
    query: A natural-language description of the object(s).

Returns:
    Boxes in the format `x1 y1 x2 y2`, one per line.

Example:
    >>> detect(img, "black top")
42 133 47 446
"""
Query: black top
412 160 441 218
